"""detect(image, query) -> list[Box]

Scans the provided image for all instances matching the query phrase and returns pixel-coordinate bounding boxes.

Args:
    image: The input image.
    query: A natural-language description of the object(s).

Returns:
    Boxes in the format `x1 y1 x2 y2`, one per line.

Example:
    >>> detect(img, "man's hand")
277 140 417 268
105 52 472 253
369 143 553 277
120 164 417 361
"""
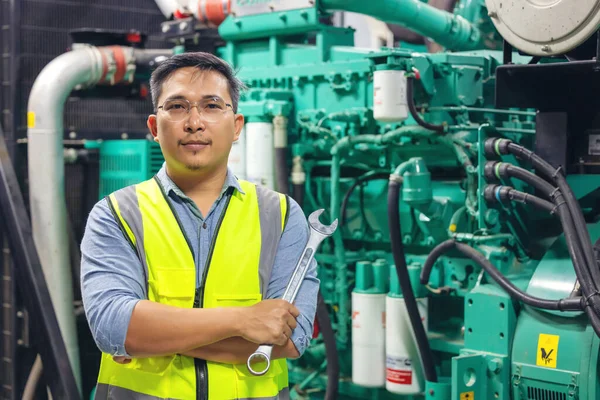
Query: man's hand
239 299 299 346
113 356 132 364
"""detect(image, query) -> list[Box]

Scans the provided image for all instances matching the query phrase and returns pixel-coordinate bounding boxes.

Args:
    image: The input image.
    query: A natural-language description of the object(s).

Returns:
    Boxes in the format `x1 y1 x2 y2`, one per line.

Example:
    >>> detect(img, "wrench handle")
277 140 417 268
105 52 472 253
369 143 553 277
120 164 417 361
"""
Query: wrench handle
281 247 314 303
246 344 273 376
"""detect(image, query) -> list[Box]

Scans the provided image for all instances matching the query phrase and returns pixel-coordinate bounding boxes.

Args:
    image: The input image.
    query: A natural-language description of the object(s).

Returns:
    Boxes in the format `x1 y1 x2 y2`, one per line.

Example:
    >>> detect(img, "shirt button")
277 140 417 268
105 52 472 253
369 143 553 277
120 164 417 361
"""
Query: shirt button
202 222 207 229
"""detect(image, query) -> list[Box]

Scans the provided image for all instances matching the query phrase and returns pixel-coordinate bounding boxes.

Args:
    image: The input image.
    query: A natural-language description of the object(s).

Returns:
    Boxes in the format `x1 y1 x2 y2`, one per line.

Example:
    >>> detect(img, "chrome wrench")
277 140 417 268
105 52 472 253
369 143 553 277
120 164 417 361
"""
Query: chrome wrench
246 209 338 376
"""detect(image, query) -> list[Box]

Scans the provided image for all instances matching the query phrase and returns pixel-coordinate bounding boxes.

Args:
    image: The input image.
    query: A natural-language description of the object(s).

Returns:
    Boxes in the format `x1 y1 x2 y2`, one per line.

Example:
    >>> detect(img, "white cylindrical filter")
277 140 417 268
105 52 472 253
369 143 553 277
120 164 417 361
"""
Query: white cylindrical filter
352 292 386 387
386 295 429 395
228 126 246 180
352 260 388 387
373 69 408 123
245 121 275 189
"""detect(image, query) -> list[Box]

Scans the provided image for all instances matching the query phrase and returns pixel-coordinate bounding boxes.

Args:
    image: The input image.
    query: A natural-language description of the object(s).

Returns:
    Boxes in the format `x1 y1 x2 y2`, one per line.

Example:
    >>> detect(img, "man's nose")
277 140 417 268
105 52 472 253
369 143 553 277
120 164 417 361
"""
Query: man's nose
185 106 204 132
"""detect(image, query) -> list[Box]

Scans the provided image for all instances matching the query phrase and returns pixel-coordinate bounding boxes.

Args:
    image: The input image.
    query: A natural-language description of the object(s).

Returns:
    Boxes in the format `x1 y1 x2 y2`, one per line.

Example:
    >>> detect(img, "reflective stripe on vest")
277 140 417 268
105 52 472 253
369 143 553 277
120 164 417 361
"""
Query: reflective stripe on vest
97 178 290 399
95 384 291 400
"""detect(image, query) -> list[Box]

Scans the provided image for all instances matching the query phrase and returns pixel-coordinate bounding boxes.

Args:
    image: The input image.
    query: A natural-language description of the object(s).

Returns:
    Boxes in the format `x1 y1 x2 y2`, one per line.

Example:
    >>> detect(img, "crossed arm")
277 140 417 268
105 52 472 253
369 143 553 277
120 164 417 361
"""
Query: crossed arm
114 299 300 365
81 197 317 365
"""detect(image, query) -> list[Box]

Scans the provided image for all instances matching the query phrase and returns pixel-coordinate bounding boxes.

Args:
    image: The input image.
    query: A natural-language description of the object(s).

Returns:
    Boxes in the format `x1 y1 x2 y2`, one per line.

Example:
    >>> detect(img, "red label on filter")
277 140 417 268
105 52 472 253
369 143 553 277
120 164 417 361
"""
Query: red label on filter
386 368 412 384
386 356 413 384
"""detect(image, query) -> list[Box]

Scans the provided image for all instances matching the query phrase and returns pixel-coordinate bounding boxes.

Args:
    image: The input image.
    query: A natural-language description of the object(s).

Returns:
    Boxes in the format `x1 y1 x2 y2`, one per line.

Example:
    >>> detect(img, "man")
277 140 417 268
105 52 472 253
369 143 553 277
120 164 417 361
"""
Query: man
80 52 319 399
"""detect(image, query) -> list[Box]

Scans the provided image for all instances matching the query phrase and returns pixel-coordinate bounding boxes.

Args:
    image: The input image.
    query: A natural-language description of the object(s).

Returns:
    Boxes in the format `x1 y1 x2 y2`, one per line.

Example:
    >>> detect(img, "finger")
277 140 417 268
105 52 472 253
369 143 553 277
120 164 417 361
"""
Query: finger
284 325 292 340
288 304 300 318
113 356 132 364
277 333 288 346
284 312 297 330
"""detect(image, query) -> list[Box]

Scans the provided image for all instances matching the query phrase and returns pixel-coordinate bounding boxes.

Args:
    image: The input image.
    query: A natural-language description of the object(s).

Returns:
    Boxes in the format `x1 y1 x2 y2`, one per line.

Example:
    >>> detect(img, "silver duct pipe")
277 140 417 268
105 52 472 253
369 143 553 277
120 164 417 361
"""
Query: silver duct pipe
27 44 137 392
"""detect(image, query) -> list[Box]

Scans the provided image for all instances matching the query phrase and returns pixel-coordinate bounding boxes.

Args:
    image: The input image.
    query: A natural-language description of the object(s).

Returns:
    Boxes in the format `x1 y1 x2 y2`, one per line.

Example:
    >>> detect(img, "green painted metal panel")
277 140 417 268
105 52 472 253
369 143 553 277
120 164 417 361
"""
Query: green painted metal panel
98 140 163 199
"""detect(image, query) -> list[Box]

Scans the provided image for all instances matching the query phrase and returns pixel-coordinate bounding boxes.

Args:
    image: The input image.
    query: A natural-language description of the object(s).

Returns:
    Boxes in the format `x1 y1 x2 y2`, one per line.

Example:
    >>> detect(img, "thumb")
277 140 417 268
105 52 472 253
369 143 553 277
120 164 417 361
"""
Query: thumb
113 356 132 364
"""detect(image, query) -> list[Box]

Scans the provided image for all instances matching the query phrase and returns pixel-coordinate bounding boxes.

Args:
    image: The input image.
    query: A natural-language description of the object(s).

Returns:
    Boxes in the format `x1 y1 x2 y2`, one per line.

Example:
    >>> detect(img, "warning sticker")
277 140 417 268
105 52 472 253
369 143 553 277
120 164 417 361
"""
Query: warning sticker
536 333 559 369
386 356 413 384
460 392 474 400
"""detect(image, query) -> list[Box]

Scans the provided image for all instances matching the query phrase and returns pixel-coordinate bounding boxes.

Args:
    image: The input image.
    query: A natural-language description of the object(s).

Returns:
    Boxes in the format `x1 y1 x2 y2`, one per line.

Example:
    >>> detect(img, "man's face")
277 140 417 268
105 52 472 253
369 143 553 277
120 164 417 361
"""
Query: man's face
147 67 244 175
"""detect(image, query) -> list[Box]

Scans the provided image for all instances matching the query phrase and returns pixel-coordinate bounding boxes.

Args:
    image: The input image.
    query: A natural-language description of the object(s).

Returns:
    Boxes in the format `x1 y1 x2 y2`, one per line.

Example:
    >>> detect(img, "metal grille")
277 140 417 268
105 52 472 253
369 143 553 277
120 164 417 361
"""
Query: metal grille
527 386 567 400
18 0 170 140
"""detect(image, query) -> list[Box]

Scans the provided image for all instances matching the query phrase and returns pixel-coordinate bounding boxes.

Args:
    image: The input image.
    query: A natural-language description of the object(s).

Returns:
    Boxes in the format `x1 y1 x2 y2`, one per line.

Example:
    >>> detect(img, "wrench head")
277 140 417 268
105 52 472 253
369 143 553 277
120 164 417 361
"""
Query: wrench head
308 209 338 236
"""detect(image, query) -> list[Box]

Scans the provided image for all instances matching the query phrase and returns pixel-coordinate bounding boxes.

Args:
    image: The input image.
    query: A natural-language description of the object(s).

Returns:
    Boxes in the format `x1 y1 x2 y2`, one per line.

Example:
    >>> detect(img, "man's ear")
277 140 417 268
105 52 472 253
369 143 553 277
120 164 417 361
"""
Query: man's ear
233 113 245 142
147 115 159 142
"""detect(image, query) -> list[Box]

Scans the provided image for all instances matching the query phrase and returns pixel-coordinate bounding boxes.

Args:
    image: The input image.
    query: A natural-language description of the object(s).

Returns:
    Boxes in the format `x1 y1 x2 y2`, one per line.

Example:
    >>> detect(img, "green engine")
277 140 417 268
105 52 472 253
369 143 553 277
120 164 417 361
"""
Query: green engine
96 0 600 398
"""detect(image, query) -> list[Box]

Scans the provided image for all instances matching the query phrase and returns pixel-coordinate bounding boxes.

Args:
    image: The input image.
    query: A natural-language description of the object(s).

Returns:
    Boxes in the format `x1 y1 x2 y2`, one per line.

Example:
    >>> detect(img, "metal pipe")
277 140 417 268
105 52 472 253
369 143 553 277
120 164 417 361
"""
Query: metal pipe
27 44 142 392
321 0 483 51
154 0 182 17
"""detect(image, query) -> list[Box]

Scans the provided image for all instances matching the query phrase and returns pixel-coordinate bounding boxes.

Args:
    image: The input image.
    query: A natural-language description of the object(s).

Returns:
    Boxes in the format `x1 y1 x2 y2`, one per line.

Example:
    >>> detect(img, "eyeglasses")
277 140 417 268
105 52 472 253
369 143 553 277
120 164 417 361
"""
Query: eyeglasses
157 97 234 123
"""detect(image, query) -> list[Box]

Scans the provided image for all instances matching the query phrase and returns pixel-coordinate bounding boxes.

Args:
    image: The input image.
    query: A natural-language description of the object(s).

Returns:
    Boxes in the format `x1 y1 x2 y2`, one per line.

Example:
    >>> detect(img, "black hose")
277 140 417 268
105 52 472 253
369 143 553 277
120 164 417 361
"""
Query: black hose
388 177 438 382
420 240 584 311
292 184 304 208
484 185 556 213
488 139 600 286
484 161 557 197
340 172 389 225
315 291 338 399
275 148 290 195
407 77 445 133
485 139 600 336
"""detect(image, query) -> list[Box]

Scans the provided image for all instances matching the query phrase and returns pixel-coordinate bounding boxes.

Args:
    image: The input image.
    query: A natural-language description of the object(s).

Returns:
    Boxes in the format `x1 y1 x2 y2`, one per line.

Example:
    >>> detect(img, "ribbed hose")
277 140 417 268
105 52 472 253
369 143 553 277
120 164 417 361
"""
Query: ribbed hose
387 178 437 382
275 148 289 195
407 77 445 133
315 291 339 399
292 184 304 208
340 172 389 225
421 240 583 311
484 185 556 213
486 139 600 336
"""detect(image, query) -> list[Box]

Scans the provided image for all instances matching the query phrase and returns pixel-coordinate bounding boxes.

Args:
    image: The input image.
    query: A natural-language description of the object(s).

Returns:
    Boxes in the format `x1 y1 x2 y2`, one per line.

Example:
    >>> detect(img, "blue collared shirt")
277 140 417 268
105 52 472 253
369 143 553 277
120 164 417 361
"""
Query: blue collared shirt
80 165 319 357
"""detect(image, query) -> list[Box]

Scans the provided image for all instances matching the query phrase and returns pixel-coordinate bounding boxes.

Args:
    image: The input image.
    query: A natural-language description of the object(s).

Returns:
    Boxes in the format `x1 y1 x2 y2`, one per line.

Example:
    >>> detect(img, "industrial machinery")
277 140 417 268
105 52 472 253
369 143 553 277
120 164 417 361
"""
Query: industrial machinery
12 0 600 399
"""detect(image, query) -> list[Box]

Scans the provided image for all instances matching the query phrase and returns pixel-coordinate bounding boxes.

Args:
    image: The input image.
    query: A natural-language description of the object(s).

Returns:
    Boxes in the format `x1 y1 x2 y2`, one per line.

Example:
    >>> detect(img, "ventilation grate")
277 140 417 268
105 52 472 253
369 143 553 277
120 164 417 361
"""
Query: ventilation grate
527 386 567 400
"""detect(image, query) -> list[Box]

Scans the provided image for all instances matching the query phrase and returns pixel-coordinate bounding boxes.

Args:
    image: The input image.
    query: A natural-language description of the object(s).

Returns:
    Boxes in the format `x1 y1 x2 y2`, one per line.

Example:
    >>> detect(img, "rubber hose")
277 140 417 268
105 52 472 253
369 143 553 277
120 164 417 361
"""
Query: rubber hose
484 139 600 334
315 291 338 399
503 141 600 286
388 178 438 382
483 185 556 213
275 148 290 195
407 77 445 133
484 161 557 197
420 240 583 311
340 172 389 225
293 184 304 208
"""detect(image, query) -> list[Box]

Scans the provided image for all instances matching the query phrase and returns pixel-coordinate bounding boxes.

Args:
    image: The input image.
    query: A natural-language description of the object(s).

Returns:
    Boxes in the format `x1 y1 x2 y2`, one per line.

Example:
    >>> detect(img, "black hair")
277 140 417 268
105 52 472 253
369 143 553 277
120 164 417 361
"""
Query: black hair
150 52 245 113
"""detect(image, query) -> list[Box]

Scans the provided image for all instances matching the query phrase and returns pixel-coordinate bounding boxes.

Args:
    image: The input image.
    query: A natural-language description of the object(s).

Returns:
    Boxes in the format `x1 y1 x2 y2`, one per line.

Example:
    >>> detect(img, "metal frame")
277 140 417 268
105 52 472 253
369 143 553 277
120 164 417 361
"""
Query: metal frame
0 122 80 399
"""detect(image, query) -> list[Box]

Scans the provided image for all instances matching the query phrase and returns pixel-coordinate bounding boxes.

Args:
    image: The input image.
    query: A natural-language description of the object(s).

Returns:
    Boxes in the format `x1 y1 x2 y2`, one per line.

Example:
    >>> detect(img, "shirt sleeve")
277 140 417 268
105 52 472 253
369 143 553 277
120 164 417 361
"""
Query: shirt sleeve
80 198 146 356
266 197 320 356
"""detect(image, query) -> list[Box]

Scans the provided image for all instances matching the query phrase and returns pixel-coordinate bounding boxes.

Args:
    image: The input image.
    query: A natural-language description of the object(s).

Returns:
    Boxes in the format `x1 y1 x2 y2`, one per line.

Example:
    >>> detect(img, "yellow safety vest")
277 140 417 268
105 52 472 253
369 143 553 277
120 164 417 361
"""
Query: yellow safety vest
95 177 291 399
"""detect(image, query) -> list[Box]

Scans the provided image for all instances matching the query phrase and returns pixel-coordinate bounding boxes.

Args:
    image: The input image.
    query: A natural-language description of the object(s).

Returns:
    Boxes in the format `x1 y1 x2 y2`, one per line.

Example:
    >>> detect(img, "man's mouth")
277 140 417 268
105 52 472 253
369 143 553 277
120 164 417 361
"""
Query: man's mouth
181 140 210 151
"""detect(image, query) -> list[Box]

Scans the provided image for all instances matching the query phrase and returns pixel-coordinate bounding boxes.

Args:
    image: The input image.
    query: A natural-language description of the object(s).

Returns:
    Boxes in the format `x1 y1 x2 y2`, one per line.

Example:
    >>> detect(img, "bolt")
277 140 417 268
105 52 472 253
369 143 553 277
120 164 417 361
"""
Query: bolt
541 45 551 52
121 132 129 140
161 24 170 33
69 131 77 139
488 358 502 373
179 22 188 31
429 389 435 396
16 311 23 318
488 10 497 18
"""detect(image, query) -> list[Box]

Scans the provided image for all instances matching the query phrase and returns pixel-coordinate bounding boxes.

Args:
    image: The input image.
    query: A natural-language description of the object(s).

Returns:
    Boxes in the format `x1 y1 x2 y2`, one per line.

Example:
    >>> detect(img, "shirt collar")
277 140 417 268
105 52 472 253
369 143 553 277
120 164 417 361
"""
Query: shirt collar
155 162 245 200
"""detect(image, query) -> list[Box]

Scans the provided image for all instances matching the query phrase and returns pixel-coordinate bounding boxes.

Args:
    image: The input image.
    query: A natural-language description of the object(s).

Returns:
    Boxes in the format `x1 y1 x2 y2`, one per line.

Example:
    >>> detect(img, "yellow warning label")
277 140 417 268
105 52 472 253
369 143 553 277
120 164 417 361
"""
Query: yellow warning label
536 333 559 368
27 112 35 129
460 392 474 400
